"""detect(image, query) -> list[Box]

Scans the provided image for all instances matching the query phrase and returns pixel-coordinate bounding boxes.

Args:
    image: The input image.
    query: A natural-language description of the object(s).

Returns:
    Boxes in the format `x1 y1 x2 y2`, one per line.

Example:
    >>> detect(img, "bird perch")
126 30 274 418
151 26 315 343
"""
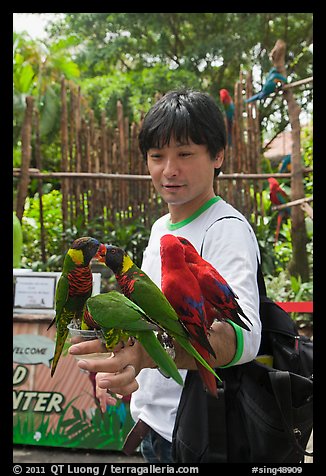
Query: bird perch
272 196 313 213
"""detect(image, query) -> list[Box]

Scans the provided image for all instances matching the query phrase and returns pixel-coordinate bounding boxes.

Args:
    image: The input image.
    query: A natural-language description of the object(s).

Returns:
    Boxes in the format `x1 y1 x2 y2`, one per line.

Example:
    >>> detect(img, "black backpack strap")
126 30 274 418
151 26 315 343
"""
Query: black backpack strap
269 371 313 457
201 215 264 292
257 259 267 296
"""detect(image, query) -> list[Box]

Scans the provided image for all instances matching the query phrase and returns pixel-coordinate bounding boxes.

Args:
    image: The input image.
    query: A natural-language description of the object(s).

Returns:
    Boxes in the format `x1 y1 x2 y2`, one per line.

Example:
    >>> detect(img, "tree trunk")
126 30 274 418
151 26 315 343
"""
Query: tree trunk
270 40 310 282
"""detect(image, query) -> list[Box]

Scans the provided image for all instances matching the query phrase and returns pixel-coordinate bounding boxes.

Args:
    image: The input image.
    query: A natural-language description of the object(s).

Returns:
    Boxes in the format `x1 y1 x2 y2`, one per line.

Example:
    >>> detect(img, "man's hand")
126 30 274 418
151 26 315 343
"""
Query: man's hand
95 372 119 412
69 338 155 397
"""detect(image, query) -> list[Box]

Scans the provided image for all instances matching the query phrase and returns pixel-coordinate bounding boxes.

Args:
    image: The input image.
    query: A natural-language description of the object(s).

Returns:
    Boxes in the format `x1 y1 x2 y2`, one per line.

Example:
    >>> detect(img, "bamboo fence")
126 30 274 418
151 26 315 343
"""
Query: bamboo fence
14 73 312 261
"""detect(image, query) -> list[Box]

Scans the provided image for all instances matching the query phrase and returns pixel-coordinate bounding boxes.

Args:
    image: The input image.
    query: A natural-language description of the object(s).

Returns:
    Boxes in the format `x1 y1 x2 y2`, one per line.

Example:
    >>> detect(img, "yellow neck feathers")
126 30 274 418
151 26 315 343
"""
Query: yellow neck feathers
122 254 134 273
68 248 84 265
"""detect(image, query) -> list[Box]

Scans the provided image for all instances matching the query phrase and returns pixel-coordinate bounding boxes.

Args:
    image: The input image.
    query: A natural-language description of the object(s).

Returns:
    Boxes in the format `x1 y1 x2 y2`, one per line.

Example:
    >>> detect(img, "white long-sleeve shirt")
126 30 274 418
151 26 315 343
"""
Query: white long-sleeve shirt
130 196 261 442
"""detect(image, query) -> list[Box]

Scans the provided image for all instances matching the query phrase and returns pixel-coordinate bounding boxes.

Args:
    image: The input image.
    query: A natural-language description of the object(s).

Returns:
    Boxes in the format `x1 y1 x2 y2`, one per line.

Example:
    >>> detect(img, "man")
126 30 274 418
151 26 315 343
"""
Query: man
70 89 261 462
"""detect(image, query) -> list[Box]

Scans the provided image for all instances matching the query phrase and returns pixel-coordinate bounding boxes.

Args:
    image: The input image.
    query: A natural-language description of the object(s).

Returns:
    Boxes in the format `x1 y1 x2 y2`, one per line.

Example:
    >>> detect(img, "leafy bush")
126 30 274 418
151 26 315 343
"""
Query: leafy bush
21 189 151 270
21 190 63 270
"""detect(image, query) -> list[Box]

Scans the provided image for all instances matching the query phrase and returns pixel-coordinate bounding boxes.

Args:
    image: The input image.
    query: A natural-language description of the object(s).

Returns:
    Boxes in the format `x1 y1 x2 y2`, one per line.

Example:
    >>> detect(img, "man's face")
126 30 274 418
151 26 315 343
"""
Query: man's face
147 138 223 207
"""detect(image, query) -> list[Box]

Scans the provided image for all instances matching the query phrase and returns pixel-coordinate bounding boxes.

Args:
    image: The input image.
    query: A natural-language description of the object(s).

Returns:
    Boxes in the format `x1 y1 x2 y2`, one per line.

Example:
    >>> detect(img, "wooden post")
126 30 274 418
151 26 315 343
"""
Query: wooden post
34 109 46 263
101 112 109 215
16 96 34 222
60 77 69 242
269 39 310 281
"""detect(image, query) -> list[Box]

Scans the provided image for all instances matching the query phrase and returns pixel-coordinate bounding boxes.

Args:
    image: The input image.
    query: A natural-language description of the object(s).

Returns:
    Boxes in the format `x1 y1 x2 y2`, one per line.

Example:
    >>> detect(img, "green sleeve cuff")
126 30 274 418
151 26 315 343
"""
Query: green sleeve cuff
219 319 244 368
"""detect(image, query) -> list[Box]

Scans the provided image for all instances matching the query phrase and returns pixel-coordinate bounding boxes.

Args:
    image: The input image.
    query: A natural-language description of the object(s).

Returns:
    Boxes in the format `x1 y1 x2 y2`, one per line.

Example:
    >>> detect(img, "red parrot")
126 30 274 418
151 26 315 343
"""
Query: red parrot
176 236 252 330
219 88 235 147
160 234 218 397
268 177 291 242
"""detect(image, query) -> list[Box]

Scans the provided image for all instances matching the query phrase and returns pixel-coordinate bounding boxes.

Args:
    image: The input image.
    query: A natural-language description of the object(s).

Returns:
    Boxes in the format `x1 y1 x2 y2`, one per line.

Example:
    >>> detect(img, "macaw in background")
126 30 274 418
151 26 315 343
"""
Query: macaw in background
47 236 106 377
219 89 235 147
245 67 287 103
278 154 291 173
103 244 219 382
84 291 184 386
177 236 252 331
160 234 218 396
268 178 291 242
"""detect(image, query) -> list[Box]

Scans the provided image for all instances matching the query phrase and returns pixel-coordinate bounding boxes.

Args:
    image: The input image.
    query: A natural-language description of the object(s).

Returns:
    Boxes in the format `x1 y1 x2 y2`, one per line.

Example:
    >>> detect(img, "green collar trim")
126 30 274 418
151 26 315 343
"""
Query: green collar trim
167 196 221 231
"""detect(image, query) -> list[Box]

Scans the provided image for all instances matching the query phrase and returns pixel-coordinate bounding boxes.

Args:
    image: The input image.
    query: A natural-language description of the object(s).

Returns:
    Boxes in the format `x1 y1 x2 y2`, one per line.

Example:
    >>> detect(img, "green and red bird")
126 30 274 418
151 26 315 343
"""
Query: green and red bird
102 244 219 381
48 236 106 377
268 177 291 242
219 89 235 147
177 236 252 330
160 234 218 396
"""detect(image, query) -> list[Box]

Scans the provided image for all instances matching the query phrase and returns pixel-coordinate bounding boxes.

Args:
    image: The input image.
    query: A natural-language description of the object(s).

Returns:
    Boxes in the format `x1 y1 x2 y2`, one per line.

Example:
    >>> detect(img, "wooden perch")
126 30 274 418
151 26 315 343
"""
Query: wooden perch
282 77 313 90
13 168 312 181
272 196 313 211
300 201 313 219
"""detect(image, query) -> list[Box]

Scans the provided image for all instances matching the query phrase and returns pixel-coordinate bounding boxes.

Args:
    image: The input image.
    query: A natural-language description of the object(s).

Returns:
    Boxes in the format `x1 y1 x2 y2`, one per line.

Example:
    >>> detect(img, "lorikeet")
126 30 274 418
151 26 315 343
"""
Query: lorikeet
102 245 219 381
219 89 235 147
177 236 252 331
84 291 184 386
245 67 287 103
160 234 218 396
48 236 106 377
268 177 291 242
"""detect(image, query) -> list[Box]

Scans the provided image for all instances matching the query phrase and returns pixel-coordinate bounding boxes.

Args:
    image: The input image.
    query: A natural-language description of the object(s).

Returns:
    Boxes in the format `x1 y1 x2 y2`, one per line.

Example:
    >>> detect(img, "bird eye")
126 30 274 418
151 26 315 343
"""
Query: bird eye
110 249 116 254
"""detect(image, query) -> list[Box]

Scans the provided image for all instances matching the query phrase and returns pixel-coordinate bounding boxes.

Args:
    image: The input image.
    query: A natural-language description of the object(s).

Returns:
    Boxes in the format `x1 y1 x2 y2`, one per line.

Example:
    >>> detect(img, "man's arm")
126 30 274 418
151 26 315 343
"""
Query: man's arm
69 319 236 396
174 320 236 369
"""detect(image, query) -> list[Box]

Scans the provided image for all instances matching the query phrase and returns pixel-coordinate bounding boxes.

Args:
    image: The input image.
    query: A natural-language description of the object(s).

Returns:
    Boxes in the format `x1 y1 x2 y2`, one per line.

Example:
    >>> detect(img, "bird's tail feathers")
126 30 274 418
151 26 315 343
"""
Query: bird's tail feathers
196 362 218 397
232 306 253 330
50 328 69 377
138 332 184 386
245 93 261 103
190 325 216 358
179 336 221 381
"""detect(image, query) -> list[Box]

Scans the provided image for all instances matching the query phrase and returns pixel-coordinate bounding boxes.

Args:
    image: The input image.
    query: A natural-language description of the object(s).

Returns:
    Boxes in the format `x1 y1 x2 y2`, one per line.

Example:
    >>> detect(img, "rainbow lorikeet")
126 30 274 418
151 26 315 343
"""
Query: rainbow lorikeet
245 67 287 103
219 89 235 147
102 245 219 381
47 236 106 377
268 177 291 242
84 291 184 386
160 234 218 396
177 236 252 331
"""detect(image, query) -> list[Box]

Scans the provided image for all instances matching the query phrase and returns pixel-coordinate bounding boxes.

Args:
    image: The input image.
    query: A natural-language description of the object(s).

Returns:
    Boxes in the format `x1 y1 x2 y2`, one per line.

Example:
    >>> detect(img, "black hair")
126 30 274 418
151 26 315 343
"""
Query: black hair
138 89 226 177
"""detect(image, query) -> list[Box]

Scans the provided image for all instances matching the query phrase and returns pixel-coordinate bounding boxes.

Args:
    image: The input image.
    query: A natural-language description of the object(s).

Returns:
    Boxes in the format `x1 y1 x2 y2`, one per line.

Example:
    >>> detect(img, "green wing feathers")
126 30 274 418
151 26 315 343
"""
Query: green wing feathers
86 291 184 385
137 332 184 386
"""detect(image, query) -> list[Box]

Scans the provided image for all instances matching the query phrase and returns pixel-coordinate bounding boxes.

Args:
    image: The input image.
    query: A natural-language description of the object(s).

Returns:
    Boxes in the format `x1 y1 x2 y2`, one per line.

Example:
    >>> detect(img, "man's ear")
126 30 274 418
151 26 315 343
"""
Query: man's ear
214 150 224 169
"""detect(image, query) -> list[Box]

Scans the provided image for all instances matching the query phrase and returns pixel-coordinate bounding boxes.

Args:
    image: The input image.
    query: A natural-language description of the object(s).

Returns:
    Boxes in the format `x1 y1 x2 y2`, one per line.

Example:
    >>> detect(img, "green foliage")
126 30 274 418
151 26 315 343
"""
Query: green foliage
21 190 63 270
13 398 133 450
264 270 313 303
13 212 23 268
14 13 313 172
14 14 313 306
302 123 313 196
264 270 313 325
80 65 201 125
21 189 151 271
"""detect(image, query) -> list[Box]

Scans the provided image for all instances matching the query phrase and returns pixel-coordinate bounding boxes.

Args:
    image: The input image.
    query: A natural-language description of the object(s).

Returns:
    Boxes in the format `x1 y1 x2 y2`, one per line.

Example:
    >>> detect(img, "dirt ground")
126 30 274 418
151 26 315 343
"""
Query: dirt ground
13 434 313 464
13 445 143 463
